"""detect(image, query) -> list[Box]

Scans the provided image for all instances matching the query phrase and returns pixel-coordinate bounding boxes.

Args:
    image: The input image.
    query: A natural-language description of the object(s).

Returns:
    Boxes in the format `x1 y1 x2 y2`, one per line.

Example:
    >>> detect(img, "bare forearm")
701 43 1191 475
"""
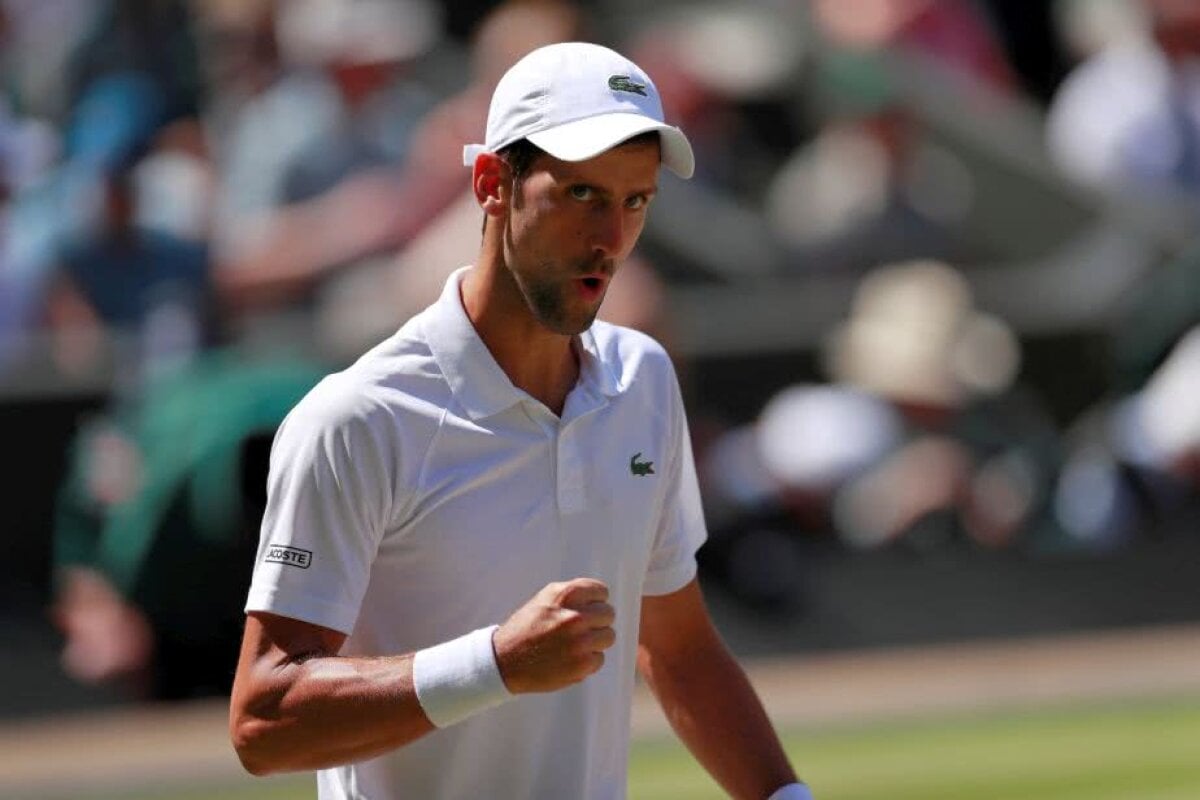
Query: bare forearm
639 643 797 800
231 653 434 775
231 579 616 776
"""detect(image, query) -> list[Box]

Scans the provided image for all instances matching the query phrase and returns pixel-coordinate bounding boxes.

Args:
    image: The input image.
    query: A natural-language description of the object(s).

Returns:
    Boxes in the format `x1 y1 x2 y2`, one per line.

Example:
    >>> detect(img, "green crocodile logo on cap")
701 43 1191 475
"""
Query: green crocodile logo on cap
608 75 647 97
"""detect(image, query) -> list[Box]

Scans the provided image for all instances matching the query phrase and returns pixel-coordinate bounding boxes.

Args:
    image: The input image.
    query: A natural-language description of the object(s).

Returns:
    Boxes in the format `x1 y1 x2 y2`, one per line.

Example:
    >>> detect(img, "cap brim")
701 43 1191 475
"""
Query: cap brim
526 112 695 179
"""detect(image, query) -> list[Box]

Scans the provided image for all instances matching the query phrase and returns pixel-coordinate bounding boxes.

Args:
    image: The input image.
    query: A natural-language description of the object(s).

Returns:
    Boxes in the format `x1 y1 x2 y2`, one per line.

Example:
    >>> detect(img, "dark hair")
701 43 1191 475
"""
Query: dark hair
497 130 660 181
496 138 546 182
481 139 545 234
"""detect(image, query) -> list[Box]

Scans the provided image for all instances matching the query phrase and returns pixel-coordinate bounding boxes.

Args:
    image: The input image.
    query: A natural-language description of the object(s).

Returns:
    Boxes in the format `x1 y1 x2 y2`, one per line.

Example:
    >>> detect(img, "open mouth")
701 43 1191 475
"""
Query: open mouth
576 276 607 303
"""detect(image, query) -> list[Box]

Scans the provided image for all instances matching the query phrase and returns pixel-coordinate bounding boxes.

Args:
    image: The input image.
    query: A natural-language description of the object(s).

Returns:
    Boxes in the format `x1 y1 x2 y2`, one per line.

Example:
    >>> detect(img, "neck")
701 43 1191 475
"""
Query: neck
461 238 579 416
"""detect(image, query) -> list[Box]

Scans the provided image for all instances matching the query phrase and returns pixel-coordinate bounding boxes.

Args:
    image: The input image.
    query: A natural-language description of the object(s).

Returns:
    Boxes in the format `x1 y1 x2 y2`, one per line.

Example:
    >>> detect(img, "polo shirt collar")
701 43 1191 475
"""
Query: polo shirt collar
576 326 622 398
425 268 622 421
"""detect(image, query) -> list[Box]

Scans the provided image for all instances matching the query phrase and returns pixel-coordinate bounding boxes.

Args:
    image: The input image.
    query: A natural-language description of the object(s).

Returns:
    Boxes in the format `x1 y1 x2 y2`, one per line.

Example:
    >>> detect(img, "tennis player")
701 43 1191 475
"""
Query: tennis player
230 41 811 800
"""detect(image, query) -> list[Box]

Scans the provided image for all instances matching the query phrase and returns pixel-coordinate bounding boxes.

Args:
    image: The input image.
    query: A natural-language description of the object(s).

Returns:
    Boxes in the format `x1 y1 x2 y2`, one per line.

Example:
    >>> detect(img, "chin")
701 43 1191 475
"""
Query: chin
538 309 599 336
527 295 601 336
547 318 597 336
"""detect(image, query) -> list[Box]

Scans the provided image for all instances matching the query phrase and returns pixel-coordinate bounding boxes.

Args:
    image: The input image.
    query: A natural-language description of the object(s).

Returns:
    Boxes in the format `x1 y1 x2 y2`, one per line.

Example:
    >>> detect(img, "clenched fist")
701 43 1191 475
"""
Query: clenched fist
492 578 616 694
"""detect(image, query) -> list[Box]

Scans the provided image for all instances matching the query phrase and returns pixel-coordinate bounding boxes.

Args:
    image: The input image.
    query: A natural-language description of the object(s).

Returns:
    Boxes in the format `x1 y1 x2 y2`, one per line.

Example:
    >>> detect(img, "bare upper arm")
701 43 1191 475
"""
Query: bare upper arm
638 578 722 664
231 613 348 716
240 612 347 664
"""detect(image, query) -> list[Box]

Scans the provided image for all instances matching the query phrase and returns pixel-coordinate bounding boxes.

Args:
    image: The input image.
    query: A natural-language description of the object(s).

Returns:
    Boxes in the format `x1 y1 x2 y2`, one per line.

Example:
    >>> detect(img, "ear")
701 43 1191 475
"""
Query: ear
472 153 510 219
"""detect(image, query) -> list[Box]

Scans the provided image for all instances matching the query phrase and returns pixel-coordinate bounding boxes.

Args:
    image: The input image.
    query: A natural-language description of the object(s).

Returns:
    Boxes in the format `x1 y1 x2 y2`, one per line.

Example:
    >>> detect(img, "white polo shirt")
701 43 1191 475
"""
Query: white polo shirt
246 267 707 799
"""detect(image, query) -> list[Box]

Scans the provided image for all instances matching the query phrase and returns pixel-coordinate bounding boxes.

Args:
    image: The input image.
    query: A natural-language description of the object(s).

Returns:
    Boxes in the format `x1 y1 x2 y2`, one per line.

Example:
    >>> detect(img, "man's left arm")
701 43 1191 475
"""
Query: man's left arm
638 578 809 800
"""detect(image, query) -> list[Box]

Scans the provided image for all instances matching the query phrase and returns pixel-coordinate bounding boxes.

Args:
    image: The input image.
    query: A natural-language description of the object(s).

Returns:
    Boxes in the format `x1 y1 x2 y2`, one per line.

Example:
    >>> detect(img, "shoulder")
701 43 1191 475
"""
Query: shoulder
588 320 677 384
282 320 451 445
351 317 454 411
587 321 684 427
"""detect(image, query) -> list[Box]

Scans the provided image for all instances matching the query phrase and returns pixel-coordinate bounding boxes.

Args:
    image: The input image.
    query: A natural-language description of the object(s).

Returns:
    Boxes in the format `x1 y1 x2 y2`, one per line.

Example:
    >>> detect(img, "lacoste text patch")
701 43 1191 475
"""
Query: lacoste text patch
264 544 313 569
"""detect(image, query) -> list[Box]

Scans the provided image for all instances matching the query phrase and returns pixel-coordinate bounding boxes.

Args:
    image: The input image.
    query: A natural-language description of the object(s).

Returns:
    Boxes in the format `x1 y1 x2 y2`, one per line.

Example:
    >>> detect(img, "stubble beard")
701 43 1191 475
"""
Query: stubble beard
509 256 611 336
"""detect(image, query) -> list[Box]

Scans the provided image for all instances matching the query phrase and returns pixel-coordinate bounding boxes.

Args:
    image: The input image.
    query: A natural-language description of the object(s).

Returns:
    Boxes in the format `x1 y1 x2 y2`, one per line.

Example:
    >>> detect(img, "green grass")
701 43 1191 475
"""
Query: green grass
112 783 310 800
628 697 1200 800
95 696 1200 799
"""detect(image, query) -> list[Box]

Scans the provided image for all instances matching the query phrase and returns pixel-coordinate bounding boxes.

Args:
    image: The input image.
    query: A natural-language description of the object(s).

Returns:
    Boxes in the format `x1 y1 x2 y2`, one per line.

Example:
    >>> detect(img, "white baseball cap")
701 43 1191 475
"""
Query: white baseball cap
463 42 695 179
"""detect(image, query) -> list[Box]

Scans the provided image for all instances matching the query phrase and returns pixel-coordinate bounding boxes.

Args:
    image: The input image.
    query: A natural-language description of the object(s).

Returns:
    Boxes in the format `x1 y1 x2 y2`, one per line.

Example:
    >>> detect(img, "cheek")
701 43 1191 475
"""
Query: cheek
510 197 560 239
534 214 587 252
506 209 542 252
509 216 567 269
622 216 647 253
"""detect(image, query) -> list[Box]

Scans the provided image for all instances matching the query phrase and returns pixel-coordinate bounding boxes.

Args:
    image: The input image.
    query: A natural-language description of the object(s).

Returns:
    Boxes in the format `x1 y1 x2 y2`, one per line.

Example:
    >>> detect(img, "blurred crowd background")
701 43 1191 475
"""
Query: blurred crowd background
2 0 1199 713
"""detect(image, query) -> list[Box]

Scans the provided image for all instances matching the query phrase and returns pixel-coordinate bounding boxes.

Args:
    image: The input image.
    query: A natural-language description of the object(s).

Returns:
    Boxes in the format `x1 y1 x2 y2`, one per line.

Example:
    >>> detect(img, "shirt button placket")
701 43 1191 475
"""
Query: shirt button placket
556 423 585 514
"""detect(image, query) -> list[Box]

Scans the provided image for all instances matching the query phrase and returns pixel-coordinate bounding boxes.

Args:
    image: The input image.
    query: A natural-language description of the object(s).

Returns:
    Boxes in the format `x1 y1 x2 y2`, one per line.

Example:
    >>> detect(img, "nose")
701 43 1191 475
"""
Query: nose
589 206 625 260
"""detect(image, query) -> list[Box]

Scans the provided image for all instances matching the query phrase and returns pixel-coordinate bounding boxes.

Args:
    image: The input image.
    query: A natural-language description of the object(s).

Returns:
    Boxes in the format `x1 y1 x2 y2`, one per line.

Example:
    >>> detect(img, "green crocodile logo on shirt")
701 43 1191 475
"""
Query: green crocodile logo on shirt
630 452 655 476
608 75 648 97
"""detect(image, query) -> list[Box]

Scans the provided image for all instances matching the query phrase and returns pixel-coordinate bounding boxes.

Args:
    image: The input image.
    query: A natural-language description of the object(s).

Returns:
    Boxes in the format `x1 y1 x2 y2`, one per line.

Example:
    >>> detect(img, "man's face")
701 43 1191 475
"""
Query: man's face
1150 0 1200 61
502 137 660 335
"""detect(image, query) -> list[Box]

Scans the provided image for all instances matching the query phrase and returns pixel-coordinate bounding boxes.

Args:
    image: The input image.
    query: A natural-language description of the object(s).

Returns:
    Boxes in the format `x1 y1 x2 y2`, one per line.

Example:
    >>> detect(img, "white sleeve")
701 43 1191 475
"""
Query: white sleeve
642 368 708 596
245 379 398 634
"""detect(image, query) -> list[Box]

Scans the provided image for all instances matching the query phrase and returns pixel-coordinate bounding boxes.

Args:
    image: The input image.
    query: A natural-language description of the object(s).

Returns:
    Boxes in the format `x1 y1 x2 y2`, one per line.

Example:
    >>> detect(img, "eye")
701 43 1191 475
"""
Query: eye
625 194 649 210
569 185 594 201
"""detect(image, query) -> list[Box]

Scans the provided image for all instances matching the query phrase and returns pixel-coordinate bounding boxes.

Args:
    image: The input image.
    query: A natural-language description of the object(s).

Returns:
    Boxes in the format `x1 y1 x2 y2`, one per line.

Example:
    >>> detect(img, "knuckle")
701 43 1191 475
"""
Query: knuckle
570 637 594 660
571 654 601 681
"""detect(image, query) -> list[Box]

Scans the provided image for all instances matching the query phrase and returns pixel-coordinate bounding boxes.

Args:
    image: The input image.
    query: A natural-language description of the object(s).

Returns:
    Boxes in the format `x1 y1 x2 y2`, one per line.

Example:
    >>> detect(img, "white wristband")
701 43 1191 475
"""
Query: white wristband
768 783 814 800
412 624 512 728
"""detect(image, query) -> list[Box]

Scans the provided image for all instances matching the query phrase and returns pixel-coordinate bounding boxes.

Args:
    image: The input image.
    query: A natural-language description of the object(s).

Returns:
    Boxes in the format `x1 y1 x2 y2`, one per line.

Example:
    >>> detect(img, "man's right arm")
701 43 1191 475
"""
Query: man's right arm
229 611 431 775
229 578 615 775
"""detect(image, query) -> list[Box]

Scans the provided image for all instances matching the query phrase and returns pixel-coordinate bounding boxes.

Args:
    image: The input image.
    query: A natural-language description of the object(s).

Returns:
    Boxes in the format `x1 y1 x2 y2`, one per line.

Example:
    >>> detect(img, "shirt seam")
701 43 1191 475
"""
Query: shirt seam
406 401 451 528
